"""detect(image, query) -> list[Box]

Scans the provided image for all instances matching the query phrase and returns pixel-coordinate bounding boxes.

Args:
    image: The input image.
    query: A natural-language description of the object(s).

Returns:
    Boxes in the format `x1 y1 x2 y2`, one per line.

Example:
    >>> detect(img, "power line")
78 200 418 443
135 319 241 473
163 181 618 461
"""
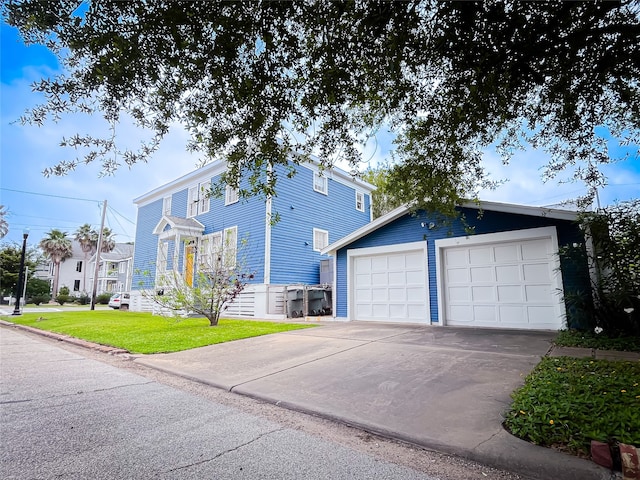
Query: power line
0 187 99 203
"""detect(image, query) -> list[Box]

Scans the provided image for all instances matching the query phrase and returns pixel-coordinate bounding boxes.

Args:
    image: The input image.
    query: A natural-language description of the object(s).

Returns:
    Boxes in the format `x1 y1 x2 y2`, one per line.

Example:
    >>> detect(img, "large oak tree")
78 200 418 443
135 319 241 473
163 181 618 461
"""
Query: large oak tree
3 0 638 216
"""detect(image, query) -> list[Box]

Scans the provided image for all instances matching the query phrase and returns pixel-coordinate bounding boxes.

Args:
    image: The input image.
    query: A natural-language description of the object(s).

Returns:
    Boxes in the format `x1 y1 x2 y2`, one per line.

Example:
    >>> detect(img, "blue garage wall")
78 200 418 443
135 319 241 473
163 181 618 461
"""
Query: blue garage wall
335 207 589 327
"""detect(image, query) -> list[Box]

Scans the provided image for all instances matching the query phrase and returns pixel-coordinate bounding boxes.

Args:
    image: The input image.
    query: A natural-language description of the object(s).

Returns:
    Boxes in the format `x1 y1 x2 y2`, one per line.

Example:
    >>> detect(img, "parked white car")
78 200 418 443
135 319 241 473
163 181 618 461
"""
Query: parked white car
108 292 130 310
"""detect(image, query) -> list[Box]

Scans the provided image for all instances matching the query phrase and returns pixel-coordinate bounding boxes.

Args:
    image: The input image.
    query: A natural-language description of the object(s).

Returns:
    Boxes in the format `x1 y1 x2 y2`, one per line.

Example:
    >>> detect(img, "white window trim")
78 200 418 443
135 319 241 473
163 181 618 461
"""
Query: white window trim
187 182 211 217
313 172 328 195
163 195 172 215
225 185 239 205
313 228 329 252
224 226 238 268
355 191 364 212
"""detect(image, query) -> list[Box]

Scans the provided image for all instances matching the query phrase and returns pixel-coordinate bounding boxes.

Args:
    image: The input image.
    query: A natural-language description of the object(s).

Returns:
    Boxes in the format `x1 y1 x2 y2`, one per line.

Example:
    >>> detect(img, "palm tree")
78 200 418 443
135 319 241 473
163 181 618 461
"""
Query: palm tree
39 229 73 296
0 205 8 239
99 227 116 253
74 224 94 291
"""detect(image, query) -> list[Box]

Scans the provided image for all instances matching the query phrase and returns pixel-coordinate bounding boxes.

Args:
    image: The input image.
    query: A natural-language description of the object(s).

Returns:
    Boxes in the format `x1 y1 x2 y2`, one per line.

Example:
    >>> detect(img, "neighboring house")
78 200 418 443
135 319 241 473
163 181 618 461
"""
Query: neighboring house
130 158 375 317
88 243 134 294
322 201 591 331
41 240 88 295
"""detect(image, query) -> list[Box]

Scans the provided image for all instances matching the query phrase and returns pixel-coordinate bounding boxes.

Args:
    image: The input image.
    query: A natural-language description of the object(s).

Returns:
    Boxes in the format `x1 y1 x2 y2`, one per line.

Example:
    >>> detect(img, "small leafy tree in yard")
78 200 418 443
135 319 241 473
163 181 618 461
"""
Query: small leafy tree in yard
26 277 51 305
147 237 254 326
560 199 640 336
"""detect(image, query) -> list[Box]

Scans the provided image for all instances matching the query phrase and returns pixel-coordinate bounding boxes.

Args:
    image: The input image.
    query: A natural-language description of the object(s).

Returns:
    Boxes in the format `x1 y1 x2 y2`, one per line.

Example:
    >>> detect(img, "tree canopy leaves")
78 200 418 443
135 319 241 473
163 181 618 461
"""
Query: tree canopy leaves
4 0 639 213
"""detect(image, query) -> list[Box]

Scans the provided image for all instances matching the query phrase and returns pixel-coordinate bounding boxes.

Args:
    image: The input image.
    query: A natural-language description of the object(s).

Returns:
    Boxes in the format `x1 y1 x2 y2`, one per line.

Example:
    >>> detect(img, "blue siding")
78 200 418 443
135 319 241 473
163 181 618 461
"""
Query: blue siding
270 163 372 284
132 200 163 289
335 207 589 327
132 161 372 292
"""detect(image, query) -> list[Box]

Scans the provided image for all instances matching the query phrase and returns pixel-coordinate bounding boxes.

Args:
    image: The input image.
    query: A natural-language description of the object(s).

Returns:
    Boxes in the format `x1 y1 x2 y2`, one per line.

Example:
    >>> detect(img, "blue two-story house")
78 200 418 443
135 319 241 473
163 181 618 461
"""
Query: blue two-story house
129 156 375 318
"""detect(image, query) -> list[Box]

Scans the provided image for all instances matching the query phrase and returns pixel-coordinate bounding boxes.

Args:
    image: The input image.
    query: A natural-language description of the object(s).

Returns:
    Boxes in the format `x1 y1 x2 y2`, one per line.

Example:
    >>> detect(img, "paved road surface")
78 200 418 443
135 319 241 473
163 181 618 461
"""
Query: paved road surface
0 327 523 479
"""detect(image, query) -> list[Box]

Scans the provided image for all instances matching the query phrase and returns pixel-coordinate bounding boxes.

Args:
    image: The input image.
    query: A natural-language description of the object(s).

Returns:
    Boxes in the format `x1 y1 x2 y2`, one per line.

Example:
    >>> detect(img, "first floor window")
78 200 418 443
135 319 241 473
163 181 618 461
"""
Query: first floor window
156 242 169 283
73 280 80 291
313 228 329 251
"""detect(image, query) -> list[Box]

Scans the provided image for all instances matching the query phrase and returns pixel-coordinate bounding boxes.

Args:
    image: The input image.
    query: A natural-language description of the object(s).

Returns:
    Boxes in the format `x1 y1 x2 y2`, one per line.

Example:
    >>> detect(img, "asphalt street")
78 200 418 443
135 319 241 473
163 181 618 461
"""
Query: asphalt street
0 327 523 480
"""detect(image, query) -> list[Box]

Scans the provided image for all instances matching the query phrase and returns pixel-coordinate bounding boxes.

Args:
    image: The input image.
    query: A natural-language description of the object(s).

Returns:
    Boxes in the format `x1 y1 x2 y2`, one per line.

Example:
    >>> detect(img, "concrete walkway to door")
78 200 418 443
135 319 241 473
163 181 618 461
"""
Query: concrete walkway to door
135 322 612 480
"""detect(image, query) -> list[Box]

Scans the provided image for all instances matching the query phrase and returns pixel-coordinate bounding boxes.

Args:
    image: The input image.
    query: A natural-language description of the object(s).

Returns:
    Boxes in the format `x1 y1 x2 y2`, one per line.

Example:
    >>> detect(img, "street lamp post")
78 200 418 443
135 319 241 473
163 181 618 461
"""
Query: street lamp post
12 230 29 316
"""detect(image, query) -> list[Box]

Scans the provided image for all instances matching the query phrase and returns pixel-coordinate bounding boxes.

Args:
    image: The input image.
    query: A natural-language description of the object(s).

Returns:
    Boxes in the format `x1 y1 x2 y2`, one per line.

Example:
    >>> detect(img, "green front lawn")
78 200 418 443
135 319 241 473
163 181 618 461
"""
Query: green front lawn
505 357 640 456
2 311 316 354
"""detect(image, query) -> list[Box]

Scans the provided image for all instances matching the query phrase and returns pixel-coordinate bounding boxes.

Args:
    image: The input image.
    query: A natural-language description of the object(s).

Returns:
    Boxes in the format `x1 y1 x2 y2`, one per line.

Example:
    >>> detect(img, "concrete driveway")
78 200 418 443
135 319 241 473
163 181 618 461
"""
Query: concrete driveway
135 323 607 479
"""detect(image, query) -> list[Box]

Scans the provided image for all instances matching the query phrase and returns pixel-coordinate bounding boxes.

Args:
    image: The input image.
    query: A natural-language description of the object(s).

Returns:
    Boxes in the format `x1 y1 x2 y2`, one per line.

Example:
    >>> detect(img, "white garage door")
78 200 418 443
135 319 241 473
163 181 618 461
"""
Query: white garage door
440 229 564 330
351 243 428 323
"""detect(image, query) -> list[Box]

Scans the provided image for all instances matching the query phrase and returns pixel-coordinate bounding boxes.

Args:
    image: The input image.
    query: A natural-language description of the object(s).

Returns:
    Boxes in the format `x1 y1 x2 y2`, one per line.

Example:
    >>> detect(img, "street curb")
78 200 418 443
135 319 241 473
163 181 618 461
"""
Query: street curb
228 388 614 480
0 320 129 355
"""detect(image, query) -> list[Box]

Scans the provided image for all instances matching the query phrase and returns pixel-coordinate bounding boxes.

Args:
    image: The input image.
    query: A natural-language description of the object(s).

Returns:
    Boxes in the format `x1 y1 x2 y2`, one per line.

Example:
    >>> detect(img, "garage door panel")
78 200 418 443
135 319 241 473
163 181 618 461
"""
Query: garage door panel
494 245 518 262
472 286 495 301
355 289 372 302
388 271 406 284
442 233 562 330
474 305 497 322
521 240 549 260
406 270 425 284
448 286 470 302
407 287 425 301
497 285 522 301
372 288 388 301
499 305 525 324
352 247 428 324
470 247 492 264
447 268 469 283
523 264 550 282
496 265 520 282
470 267 493 282
389 288 406 301
445 249 467 266
389 304 407 317
449 305 472 322
371 256 388 271
525 285 552 302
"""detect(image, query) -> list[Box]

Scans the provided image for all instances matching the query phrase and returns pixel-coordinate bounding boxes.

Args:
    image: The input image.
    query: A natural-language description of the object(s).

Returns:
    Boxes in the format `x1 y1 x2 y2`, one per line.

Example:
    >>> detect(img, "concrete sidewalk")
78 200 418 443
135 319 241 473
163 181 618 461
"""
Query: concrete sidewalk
134 323 616 480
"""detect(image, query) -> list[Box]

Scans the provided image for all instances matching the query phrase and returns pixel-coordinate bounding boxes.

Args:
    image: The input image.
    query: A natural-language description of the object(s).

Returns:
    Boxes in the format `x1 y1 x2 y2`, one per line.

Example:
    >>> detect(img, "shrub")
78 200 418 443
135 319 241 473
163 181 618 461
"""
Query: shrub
56 294 71 305
96 293 111 304
30 295 51 306
75 293 90 305
59 286 70 296
559 200 640 336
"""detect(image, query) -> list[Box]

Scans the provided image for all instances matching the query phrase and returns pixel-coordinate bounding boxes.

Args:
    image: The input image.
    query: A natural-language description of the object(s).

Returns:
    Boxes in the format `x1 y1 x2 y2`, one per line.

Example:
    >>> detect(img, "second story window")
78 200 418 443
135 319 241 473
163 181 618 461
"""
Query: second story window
355 191 364 212
313 172 328 195
187 181 211 217
225 185 239 205
76 261 82 272
163 195 172 215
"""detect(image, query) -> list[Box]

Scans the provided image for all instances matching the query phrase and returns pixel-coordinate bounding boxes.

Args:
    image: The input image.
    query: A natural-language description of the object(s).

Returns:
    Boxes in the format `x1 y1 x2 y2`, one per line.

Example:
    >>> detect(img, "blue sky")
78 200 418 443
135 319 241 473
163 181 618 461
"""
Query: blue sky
1 21 639 249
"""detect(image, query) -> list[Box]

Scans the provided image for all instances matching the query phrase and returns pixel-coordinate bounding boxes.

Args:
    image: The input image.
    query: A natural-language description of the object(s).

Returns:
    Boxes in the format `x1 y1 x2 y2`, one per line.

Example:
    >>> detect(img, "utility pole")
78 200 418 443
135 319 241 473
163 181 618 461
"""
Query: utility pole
90 200 107 310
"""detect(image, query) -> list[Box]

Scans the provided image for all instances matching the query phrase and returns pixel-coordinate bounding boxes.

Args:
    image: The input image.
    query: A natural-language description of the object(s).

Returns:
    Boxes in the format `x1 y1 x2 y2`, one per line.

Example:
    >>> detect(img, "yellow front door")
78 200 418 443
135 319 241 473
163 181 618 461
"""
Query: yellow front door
185 245 195 287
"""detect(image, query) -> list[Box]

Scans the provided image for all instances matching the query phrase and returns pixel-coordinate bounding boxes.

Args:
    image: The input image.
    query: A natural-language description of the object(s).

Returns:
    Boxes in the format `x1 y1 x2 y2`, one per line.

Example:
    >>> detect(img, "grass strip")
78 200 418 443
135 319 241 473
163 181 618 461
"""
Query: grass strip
2 311 316 354
505 356 640 456
555 330 640 352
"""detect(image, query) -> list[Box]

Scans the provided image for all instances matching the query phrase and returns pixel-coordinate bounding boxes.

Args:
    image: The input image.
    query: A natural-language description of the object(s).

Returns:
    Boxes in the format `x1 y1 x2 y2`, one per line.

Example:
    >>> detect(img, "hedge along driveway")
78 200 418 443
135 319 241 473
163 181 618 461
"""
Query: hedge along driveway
1 311 316 354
